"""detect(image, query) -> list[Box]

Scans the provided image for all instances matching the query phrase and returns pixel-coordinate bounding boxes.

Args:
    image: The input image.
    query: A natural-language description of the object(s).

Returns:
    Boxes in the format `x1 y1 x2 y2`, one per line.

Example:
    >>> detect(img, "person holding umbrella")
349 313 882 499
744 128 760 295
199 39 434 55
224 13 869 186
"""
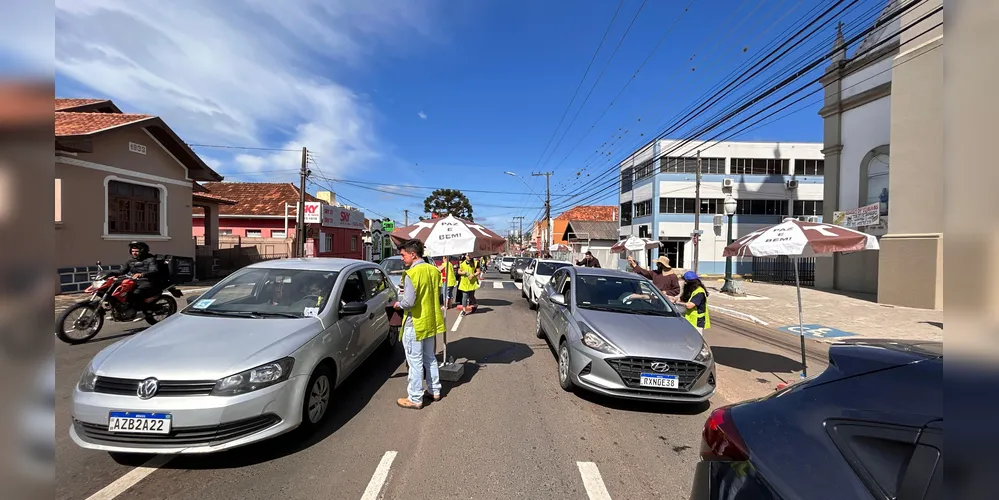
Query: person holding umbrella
670 271 710 335
392 239 445 409
457 253 480 313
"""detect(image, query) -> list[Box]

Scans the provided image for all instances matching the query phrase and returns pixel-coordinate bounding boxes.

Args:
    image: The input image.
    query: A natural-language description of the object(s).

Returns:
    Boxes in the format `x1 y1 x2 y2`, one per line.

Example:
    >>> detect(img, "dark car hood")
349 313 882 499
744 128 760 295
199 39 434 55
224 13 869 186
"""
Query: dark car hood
577 309 703 360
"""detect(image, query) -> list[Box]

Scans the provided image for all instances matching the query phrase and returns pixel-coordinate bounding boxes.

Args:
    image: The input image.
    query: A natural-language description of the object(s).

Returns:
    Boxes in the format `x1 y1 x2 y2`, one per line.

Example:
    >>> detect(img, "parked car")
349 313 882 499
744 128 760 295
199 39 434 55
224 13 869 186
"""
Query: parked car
380 255 406 289
509 257 532 282
535 266 715 403
689 340 942 500
498 256 515 273
69 258 398 455
522 258 572 309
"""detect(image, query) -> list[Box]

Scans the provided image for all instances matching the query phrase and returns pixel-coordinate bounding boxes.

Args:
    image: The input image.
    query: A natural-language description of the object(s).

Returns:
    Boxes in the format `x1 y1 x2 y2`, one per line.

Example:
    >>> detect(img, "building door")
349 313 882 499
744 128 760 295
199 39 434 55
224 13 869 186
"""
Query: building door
659 238 685 268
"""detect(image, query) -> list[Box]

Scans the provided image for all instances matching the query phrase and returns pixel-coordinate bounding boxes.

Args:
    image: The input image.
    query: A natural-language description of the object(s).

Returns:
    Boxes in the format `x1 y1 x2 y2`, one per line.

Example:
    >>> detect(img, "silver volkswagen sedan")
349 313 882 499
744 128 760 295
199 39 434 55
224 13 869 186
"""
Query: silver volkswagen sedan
69 258 398 455
535 266 716 403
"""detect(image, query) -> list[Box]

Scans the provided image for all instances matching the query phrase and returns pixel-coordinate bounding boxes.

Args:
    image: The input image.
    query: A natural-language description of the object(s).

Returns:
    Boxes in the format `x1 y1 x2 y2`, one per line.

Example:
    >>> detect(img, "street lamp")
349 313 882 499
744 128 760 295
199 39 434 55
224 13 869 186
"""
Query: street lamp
720 194 743 295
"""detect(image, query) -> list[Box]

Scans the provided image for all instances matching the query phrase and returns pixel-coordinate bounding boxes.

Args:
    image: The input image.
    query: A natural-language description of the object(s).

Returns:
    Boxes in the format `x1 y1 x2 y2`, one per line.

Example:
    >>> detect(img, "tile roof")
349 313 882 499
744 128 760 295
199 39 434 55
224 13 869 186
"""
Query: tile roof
554 205 618 221
55 111 153 136
192 191 237 205
564 220 619 241
193 182 320 216
55 98 113 111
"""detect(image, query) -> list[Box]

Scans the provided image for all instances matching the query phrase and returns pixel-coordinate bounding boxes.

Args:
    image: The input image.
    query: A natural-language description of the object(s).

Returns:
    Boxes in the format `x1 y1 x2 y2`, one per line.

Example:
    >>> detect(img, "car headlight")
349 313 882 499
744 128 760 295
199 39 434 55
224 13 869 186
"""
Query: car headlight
580 325 623 355
695 341 713 363
212 357 295 396
77 362 97 392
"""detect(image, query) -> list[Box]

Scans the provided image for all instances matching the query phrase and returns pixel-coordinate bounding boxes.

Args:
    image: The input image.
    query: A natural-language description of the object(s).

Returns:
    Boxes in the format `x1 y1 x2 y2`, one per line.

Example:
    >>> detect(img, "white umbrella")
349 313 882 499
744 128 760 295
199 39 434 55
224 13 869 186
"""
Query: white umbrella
723 218 879 377
390 215 506 257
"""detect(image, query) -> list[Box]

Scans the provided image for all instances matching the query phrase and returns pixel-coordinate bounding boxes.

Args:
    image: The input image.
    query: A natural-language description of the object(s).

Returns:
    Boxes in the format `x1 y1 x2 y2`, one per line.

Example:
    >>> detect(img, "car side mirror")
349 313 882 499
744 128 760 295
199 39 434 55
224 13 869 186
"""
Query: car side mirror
186 294 202 305
340 301 368 316
550 293 567 307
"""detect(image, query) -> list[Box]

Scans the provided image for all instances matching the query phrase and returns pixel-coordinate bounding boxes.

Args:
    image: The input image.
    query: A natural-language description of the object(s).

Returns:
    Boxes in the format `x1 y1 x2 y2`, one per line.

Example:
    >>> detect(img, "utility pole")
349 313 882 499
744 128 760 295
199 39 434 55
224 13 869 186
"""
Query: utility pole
296 146 309 257
532 171 552 252
693 150 701 273
404 210 409 226
513 216 524 247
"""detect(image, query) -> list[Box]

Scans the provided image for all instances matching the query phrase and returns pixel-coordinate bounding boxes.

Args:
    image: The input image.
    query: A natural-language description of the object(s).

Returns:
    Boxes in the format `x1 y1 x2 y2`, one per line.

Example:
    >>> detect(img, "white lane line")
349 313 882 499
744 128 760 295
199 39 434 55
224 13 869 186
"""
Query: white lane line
492 281 503 289
85 454 174 500
577 461 612 500
514 282 522 290
451 312 464 332
361 451 398 500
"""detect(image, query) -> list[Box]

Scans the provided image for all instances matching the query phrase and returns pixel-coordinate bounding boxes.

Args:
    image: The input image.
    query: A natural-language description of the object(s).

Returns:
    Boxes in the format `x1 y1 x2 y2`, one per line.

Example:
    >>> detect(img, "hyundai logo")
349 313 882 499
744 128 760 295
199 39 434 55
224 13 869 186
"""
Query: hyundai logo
650 362 670 373
137 378 159 399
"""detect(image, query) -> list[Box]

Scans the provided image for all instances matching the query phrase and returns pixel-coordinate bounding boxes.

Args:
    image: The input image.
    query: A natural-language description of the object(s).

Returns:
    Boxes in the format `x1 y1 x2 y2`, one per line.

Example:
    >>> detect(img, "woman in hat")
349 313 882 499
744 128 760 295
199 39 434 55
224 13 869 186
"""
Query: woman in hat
671 271 711 334
627 255 681 297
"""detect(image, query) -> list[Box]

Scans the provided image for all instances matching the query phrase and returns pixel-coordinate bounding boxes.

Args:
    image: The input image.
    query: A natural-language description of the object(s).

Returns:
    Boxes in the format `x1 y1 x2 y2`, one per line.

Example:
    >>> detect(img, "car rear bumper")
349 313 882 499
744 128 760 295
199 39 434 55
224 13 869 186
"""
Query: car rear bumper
568 344 716 403
69 374 308 454
690 460 780 499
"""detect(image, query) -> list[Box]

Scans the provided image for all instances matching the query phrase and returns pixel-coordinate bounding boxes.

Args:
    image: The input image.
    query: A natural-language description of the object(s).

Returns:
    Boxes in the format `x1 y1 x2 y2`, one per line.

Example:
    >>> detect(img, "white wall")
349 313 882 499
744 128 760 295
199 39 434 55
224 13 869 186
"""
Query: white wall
659 179 823 202
632 182 654 203
657 220 767 267
839 96 892 210
842 56 893 100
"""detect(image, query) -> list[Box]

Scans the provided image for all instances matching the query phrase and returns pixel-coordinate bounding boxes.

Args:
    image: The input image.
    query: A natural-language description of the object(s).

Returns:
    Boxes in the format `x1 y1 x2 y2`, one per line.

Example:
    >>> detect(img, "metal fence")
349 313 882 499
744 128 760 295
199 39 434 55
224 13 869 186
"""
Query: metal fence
751 256 815 287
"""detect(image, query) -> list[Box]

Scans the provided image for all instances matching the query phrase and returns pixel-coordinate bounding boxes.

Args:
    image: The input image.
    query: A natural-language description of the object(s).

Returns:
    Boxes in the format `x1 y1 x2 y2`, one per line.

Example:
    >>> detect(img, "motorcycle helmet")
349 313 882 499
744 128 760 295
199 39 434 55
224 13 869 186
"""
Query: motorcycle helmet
128 241 150 254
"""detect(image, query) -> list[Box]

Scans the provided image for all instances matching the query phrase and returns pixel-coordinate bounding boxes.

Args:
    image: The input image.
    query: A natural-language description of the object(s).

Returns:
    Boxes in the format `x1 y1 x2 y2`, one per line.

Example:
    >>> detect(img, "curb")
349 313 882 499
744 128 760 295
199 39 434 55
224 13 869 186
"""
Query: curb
710 312 829 365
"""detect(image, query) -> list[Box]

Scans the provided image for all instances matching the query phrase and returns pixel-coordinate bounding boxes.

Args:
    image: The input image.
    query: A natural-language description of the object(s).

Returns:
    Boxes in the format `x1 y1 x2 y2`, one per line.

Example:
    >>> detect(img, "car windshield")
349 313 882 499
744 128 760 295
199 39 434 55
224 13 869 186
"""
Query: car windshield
536 262 570 275
502 257 514 263
574 275 676 316
381 258 406 274
185 268 340 318
514 258 531 267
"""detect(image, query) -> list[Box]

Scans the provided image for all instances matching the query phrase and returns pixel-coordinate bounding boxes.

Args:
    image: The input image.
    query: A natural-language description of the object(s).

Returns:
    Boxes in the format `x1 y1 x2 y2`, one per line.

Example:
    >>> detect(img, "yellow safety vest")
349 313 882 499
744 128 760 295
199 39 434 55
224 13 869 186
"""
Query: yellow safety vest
401 262 446 341
683 287 710 330
458 261 480 292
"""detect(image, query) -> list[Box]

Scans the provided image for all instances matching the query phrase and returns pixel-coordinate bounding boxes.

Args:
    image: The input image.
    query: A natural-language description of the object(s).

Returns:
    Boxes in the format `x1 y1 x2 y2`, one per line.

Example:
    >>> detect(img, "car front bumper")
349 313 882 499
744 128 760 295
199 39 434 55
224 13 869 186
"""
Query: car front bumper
69 374 309 454
567 344 716 403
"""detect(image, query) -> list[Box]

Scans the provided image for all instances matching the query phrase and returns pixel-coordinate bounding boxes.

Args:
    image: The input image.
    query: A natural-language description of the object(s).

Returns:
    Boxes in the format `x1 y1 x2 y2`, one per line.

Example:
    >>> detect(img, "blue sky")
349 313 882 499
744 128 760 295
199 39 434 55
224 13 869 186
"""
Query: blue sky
47 0 884 234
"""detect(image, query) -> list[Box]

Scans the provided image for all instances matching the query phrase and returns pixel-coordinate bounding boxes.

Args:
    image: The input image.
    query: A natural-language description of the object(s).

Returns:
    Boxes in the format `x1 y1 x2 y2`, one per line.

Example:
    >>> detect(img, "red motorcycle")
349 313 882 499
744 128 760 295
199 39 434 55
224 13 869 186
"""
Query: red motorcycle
56 261 183 345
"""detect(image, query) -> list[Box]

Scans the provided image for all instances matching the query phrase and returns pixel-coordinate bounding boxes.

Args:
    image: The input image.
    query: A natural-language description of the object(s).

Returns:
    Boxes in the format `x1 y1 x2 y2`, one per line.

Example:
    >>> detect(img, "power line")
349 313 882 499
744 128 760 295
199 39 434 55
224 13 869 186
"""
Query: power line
186 143 308 153
311 177 575 197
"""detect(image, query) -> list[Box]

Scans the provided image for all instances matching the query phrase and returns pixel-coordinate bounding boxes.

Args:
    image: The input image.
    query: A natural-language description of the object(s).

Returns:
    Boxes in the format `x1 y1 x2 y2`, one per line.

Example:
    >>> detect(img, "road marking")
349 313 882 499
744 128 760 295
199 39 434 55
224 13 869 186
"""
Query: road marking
451 312 464 332
361 451 398 500
85 454 173 500
492 281 503 289
577 462 612 500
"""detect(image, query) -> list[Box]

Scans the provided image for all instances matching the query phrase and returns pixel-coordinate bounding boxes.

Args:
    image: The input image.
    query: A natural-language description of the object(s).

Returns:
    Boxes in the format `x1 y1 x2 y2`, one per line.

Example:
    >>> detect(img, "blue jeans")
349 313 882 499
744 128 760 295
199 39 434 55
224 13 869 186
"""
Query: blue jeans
402 324 441 404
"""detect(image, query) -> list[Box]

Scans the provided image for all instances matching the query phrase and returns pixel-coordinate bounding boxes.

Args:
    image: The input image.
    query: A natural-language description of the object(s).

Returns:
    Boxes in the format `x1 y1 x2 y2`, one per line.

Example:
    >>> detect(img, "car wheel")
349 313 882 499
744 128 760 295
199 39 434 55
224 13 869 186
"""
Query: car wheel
382 326 399 354
299 364 333 432
535 309 545 339
528 289 538 310
522 283 527 298
558 340 574 392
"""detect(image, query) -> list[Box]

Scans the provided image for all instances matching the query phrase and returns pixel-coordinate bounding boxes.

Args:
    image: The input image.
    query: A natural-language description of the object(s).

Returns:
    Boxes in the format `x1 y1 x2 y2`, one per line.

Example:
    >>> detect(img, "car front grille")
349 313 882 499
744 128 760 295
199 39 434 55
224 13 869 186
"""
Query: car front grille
94 376 216 397
606 357 706 392
74 414 281 448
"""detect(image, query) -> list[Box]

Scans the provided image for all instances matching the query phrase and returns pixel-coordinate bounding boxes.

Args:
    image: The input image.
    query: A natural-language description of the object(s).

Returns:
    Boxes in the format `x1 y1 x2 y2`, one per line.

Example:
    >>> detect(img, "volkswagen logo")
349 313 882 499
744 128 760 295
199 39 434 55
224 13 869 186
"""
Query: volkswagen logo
137 378 159 399
650 362 670 373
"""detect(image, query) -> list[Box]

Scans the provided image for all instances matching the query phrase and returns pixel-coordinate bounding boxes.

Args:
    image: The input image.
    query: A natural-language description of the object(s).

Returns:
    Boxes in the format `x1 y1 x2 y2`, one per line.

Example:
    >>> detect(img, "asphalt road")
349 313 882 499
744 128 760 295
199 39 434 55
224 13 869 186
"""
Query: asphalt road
55 275 827 500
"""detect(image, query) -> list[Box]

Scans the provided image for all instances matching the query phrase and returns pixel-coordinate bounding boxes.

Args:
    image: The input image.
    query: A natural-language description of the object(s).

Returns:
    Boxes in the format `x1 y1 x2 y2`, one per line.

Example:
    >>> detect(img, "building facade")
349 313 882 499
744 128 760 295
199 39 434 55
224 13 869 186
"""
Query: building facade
817 0 942 309
618 139 825 274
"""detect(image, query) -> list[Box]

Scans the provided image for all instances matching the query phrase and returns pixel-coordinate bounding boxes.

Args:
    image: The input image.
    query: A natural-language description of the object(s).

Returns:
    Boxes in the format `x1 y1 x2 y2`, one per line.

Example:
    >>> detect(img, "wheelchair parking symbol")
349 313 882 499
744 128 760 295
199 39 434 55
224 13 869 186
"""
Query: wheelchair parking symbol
778 324 856 338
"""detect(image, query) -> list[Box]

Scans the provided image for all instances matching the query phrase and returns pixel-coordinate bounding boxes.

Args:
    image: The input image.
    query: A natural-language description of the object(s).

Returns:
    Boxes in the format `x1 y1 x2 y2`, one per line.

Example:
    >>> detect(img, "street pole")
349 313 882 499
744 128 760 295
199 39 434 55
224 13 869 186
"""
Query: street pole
693 150 701 273
404 209 409 226
514 216 524 248
296 147 308 257
532 171 552 252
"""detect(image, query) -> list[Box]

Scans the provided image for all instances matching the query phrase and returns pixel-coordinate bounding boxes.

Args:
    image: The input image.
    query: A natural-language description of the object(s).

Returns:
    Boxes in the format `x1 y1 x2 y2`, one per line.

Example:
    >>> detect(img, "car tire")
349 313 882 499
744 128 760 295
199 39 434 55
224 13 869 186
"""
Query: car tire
528 289 537 310
535 310 545 339
299 364 334 433
382 326 399 354
521 284 527 298
557 340 574 392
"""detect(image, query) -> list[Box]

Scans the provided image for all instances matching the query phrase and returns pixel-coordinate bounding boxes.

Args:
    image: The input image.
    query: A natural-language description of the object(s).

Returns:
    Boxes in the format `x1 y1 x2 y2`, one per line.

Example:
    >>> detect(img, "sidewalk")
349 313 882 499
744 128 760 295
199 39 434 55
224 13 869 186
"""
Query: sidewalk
54 280 220 314
702 279 943 344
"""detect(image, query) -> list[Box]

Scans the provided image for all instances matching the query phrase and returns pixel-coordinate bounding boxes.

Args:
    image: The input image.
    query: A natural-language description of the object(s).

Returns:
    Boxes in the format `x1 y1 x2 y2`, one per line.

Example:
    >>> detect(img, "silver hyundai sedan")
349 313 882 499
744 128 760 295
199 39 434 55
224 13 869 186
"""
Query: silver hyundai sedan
535 266 716 403
69 258 398 455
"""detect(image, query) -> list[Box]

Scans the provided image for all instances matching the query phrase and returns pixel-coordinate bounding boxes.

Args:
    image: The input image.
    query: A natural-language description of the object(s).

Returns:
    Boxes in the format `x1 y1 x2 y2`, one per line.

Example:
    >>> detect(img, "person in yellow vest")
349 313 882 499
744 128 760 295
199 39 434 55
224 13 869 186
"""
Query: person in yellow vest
437 256 457 309
392 239 446 409
670 271 710 334
457 253 480 313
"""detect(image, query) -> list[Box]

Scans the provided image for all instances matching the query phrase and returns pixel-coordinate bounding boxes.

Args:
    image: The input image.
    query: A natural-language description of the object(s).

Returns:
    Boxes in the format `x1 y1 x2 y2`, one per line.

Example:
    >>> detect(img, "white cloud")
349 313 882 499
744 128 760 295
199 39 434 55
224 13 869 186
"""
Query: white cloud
54 0 441 180
417 111 427 120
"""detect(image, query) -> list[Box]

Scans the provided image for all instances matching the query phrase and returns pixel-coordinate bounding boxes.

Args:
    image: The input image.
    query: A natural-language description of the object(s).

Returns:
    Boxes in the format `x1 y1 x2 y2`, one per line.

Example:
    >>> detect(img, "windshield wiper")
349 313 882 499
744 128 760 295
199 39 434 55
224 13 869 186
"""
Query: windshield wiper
581 305 632 313
248 311 302 319
185 309 258 318
629 309 672 316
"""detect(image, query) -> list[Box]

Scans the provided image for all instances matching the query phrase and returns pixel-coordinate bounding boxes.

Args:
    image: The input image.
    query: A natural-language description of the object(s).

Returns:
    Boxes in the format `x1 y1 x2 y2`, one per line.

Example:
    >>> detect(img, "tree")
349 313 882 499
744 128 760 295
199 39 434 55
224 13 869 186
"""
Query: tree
423 188 474 220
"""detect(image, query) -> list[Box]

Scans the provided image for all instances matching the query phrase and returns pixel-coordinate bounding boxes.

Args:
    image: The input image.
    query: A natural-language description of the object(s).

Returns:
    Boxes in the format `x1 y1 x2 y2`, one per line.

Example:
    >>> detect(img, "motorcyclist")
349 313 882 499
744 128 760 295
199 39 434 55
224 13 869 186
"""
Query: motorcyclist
121 241 166 305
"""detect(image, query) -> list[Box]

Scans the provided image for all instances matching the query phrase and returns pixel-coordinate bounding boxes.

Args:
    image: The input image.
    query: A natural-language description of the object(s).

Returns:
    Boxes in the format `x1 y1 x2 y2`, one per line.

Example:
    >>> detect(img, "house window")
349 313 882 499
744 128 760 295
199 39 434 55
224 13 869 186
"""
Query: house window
246 229 262 238
351 235 358 251
736 199 789 215
219 229 233 235
620 202 632 225
633 199 653 218
730 158 788 176
620 167 633 193
107 180 160 234
323 233 334 253
659 198 724 214
633 159 655 182
867 154 890 213
793 200 823 216
271 230 287 238
659 157 725 174
794 159 824 176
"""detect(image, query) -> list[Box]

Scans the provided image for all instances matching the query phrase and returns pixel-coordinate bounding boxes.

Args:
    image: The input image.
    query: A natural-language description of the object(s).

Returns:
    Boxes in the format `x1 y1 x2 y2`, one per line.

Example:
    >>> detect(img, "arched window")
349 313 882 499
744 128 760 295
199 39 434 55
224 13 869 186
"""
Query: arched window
866 153 890 215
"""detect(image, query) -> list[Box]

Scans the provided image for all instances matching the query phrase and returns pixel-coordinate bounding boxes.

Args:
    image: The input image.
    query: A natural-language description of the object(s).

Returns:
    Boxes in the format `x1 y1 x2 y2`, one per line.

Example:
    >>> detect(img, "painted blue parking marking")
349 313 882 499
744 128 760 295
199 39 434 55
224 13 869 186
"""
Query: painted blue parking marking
777 324 857 338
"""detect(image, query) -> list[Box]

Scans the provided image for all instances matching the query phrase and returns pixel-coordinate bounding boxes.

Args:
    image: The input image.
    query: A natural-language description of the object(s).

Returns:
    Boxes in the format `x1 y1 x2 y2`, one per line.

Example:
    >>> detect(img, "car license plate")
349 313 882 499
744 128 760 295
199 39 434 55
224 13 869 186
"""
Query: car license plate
108 412 172 434
639 373 679 389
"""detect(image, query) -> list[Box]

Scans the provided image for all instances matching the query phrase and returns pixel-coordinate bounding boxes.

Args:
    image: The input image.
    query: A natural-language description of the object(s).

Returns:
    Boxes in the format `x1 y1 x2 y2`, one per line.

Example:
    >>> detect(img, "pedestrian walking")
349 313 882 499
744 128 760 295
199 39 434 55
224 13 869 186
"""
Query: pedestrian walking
671 271 710 335
437 256 457 309
575 251 601 268
627 255 681 297
391 239 445 409
457 253 480 313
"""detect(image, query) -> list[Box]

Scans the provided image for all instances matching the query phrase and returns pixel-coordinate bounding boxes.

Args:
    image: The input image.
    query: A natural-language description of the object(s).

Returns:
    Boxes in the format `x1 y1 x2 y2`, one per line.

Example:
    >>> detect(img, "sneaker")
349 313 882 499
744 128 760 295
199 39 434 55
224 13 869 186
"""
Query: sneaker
397 398 422 409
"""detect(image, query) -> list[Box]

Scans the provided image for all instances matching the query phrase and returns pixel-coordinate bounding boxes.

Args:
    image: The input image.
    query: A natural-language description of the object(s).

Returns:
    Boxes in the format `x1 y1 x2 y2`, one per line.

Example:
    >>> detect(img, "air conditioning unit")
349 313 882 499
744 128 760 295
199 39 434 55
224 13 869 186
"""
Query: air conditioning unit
722 178 734 188
786 179 799 189
713 215 724 227
807 216 820 223
797 216 809 222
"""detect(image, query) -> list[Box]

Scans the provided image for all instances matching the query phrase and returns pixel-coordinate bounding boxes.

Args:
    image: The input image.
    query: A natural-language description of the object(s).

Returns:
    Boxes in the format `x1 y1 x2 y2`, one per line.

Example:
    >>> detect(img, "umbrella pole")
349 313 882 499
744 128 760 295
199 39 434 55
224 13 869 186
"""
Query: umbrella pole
441 280 448 366
793 257 807 378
